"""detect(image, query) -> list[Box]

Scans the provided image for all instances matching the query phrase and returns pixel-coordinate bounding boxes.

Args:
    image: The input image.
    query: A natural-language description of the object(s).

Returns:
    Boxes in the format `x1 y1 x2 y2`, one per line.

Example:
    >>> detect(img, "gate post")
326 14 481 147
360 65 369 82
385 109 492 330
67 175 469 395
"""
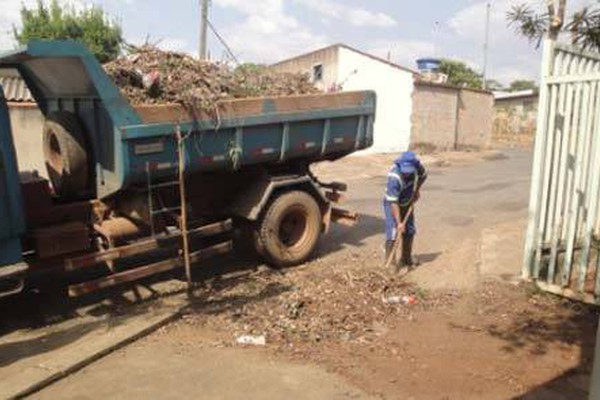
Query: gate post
522 38 555 279
590 320 600 399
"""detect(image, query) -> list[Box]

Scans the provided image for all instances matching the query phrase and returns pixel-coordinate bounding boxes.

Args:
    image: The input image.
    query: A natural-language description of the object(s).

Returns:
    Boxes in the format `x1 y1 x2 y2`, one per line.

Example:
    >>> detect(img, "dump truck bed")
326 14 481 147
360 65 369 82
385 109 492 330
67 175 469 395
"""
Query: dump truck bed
0 40 376 197
124 91 375 183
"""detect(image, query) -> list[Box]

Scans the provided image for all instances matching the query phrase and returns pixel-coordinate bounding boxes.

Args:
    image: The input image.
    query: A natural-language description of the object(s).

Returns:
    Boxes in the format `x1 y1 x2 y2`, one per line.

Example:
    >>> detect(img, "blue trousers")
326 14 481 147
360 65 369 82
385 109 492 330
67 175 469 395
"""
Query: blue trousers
383 200 415 241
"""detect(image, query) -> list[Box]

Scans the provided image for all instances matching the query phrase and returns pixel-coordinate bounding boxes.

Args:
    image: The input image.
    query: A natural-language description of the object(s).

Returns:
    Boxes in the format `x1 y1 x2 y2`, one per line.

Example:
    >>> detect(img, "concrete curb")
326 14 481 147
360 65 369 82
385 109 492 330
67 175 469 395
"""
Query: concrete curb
10 307 184 400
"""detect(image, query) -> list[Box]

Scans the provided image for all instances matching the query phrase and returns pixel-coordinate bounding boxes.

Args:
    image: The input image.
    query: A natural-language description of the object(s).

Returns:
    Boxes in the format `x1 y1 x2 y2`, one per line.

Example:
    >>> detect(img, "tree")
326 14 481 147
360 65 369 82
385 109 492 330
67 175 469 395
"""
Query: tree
438 59 483 90
14 0 123 63
508 80 538 92
508 0 600 51
485 79 505 91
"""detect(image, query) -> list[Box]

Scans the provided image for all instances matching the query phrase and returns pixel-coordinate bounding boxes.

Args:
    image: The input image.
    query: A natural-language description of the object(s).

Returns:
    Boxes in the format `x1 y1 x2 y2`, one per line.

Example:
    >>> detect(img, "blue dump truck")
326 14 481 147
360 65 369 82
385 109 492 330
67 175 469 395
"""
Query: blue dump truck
0 41 376 297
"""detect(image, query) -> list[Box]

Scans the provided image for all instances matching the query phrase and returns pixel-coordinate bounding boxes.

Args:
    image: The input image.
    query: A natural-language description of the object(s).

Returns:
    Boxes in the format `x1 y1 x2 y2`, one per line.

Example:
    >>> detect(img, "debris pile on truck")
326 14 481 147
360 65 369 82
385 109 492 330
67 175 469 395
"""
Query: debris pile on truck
103 46 319 109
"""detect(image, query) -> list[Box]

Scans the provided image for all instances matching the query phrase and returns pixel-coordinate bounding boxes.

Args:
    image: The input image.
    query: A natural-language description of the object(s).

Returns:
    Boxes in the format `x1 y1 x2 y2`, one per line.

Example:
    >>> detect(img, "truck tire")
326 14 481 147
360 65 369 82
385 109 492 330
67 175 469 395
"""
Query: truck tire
257 190 322 267
43 111 90 199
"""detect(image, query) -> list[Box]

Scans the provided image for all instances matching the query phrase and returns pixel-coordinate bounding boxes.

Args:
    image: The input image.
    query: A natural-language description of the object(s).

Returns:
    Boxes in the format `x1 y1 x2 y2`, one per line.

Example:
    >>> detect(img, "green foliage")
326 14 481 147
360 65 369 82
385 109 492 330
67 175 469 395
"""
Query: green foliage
234 63 267 75
438 59 483 89
485 79 505 91
509 80 538 92
14 0 122 62
506 4 550 47
508 2 600 51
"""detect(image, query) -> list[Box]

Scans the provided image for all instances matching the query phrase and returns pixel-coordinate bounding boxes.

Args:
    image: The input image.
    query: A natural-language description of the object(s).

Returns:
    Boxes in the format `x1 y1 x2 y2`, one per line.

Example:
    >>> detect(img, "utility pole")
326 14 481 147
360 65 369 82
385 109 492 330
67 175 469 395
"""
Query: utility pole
482 2 491 90
432 21 440 58
199 0 209 60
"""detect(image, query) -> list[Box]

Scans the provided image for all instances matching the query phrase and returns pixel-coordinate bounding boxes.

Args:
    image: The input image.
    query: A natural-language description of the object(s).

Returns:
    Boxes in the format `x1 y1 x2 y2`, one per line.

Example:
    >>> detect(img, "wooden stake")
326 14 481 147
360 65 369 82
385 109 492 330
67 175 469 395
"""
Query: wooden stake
176 125 192 287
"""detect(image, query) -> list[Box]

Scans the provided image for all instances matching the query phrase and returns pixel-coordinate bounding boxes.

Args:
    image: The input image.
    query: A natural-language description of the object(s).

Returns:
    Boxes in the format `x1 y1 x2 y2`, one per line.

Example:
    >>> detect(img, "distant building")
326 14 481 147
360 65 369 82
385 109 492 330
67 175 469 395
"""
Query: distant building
412 81 494 151
493 90 538 146
271 44 417 153
0 69 46 176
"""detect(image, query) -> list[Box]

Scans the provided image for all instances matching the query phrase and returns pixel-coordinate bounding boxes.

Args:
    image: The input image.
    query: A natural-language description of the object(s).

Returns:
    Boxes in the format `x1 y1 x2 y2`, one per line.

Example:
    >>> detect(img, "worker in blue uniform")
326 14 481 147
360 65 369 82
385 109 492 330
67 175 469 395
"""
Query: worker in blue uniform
383 151 428 268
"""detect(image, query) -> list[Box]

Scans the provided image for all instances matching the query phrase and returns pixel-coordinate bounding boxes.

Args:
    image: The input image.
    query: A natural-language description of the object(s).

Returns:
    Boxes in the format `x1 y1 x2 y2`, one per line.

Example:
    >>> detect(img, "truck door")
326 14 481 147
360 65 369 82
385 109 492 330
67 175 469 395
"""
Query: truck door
0 85 25 267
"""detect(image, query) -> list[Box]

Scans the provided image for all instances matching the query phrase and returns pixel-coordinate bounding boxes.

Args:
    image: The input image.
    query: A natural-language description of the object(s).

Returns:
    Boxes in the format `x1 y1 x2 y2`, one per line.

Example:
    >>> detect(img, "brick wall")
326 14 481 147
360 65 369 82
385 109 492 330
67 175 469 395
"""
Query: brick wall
457 88 494 149
411 82 493 150
493 95 538 148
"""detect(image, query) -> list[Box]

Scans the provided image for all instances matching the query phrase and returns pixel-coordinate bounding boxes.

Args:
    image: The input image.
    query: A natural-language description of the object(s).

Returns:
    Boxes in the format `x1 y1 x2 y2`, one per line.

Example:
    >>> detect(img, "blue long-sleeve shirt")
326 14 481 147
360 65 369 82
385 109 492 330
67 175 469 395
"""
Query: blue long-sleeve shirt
384 161 427 205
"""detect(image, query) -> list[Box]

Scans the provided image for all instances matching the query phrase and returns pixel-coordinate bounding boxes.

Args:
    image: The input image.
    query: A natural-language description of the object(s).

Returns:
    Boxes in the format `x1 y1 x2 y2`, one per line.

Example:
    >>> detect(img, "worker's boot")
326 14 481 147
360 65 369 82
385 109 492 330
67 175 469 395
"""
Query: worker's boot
401 236 419 269
385 240 399 272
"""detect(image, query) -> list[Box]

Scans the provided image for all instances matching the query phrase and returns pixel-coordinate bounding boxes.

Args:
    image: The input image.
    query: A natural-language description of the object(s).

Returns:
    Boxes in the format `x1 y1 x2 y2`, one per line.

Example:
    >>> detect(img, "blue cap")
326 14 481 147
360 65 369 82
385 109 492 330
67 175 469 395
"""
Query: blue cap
395 151 418 174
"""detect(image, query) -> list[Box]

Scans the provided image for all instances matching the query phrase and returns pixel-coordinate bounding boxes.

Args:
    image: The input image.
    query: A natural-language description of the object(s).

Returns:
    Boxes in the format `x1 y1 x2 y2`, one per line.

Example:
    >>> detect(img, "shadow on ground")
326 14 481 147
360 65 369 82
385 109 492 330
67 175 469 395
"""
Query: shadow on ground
0 213 385 345
486 296 598 399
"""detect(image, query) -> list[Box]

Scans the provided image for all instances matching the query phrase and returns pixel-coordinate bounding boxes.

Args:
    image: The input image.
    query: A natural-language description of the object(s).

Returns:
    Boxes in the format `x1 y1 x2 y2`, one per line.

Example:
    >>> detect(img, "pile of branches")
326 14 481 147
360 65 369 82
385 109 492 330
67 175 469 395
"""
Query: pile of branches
103 46 319 110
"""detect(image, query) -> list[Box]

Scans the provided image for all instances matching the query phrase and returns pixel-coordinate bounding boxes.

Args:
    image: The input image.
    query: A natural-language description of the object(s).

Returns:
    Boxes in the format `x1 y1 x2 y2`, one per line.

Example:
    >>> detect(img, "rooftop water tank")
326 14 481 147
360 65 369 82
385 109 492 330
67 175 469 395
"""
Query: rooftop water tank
416 58 441 72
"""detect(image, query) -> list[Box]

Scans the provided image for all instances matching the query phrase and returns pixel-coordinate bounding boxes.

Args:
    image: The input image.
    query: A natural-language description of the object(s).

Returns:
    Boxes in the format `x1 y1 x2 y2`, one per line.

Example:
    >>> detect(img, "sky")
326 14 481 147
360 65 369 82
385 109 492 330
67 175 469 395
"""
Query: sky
0 0 595 85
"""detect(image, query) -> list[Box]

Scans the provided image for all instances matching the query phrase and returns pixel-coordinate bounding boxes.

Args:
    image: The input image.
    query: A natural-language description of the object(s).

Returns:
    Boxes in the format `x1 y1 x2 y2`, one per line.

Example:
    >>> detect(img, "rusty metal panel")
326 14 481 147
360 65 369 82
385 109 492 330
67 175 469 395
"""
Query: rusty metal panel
32 221 89 259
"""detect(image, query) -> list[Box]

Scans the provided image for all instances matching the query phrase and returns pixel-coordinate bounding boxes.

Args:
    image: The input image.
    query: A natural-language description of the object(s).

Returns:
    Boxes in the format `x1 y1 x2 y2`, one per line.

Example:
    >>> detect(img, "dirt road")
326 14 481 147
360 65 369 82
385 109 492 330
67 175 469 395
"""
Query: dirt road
23 150 600 399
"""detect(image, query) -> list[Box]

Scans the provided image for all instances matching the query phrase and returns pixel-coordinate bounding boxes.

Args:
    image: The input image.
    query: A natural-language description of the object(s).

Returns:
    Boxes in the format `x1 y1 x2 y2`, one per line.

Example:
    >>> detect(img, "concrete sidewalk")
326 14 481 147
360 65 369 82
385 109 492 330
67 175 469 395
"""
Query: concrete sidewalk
30 323 376 400
0 293 184 399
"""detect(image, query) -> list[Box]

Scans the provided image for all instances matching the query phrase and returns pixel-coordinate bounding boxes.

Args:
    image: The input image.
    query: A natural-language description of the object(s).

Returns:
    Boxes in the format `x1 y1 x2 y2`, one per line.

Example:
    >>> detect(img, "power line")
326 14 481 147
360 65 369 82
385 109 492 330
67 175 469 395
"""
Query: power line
206 18 240 65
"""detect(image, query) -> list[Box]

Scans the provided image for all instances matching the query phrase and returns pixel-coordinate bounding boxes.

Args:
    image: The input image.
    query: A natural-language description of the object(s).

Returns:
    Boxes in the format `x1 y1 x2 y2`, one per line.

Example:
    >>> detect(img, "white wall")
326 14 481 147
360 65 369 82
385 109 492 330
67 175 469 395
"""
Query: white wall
337 47 414 153
9 104 46 177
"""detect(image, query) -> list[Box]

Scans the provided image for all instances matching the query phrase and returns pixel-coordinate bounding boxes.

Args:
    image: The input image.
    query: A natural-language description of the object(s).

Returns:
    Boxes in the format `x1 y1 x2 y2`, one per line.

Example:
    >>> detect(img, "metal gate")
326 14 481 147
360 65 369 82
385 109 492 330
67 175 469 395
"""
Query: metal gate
523 40 600 304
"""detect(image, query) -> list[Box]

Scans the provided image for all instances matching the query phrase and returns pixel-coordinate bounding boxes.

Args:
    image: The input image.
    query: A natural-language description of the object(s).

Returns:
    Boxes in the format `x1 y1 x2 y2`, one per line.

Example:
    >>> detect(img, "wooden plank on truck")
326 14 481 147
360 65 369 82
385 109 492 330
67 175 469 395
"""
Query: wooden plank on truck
66 219 232 271
68 241 232 297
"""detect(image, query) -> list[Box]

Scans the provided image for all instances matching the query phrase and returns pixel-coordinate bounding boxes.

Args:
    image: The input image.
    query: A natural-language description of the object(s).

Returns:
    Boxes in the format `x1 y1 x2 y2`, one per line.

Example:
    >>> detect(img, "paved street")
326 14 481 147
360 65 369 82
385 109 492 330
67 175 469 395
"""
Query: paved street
4 149 596 400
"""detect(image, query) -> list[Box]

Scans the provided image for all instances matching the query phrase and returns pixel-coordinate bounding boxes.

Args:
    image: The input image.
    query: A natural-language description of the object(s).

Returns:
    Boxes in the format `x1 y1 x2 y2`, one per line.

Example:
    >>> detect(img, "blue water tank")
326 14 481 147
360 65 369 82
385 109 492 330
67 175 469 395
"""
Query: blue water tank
416 58 441 72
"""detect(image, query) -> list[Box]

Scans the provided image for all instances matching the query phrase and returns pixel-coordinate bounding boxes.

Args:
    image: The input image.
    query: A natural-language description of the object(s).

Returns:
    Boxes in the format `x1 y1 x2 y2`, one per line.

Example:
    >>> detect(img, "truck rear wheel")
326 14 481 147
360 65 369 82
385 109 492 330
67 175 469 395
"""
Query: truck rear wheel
257 191 322 267
43 111 90 199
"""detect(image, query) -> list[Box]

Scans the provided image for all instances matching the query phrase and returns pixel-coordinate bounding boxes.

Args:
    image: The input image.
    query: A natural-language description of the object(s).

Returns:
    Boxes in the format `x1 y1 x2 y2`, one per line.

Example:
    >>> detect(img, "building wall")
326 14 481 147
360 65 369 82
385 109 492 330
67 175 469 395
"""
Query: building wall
457 89 494 149
411 84 458 150
493 96 538 147
8 103 46 177
411 83 493 150
337 47 414 153
270 47 339 92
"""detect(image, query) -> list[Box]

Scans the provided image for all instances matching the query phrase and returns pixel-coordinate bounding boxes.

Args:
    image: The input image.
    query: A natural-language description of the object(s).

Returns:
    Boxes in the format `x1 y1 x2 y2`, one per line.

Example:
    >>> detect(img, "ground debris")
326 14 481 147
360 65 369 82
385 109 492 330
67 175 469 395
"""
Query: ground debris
103 46 319 110
184 261 457 350
236 334 266 346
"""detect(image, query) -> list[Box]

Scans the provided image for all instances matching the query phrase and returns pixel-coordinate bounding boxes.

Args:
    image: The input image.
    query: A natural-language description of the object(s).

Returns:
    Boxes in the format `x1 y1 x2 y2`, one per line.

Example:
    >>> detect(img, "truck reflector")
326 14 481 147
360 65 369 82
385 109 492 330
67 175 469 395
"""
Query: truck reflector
200 155 226 163
134 141 164 155
254 148 275 155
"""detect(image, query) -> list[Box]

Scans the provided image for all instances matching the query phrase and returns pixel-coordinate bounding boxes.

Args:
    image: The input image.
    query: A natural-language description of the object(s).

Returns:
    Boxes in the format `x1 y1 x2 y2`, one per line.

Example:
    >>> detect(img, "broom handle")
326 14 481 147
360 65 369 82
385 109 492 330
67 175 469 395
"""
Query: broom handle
384 204 415 270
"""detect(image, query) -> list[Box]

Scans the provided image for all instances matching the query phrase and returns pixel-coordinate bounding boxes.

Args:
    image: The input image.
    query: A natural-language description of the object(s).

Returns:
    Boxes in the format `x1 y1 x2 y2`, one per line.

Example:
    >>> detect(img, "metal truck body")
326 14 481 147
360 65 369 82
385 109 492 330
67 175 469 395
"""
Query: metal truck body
0 40 376 297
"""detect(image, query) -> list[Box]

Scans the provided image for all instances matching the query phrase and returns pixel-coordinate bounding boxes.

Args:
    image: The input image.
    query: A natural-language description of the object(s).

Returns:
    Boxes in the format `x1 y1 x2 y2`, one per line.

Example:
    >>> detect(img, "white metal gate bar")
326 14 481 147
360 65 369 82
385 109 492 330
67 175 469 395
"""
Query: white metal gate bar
523 40 600 304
